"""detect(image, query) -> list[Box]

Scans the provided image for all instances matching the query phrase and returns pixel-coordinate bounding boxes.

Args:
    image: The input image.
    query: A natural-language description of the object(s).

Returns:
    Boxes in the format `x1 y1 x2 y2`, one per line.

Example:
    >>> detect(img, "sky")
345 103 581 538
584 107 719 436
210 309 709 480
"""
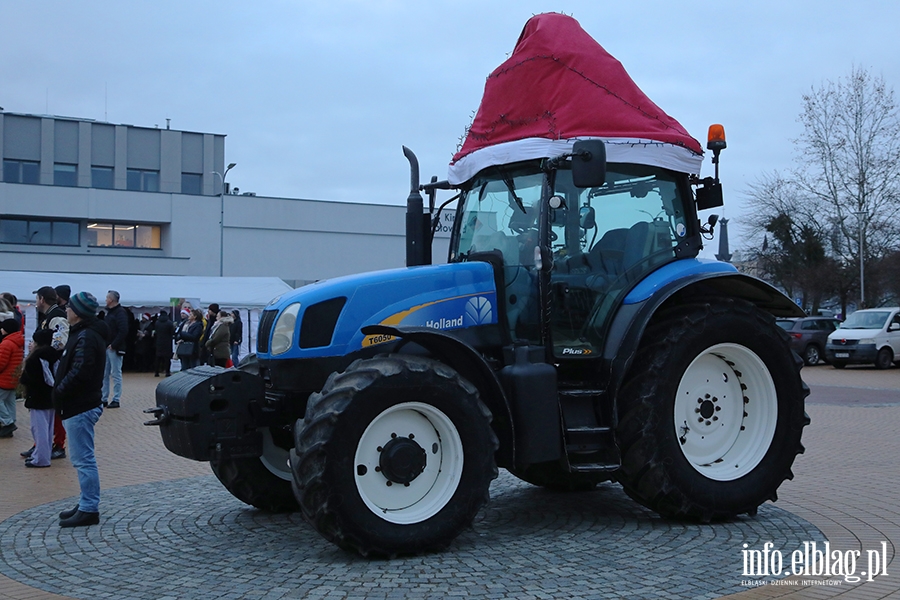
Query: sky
3 1 900 255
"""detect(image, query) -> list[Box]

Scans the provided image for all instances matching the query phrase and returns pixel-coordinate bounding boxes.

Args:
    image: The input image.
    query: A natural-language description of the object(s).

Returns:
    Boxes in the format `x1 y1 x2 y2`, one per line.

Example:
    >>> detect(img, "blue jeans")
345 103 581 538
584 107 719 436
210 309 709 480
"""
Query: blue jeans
231 343 241 367
63 407 102 513
102 349 123 404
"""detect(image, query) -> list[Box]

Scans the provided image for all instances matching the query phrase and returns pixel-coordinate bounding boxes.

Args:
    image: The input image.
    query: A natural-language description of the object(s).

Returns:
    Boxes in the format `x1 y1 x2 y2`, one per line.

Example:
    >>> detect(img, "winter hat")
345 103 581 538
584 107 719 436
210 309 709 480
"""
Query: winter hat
180 309 190 318
0 319 20 333
143 313 151 320
32 328 53 346
69 291 100 319
55 285 71 302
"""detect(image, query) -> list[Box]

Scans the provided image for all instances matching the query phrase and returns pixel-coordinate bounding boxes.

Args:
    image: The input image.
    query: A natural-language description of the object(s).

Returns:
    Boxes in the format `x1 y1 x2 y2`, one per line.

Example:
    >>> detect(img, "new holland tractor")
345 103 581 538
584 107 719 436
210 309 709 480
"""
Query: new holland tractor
148 13 809 557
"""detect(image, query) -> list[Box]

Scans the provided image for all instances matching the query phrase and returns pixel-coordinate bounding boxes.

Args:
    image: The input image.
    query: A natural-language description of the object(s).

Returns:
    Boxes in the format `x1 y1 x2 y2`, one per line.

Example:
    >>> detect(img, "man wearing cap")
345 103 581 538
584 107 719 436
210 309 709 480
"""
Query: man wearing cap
33 286 70 460
34 286 69 352
101 290 127 409
53 292 108 527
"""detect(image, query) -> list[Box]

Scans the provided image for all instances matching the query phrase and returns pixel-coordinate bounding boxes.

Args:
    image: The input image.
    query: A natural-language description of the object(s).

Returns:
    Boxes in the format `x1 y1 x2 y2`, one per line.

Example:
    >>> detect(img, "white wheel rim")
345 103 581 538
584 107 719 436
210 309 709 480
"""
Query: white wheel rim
259 428 292 481
354 402 463 524
673 343 777 481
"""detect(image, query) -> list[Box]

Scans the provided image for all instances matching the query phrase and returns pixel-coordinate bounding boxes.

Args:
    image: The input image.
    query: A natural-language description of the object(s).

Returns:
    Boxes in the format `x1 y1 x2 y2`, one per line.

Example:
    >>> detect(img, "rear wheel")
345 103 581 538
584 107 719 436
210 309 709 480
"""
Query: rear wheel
616 299 809 521
803 344 821 366
291 355 498 557
875 347 893 370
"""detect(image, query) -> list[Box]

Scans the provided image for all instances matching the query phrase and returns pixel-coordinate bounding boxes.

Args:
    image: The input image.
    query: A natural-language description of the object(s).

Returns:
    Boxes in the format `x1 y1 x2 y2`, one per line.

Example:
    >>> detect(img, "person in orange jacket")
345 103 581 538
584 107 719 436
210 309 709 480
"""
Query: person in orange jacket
0 319 25 438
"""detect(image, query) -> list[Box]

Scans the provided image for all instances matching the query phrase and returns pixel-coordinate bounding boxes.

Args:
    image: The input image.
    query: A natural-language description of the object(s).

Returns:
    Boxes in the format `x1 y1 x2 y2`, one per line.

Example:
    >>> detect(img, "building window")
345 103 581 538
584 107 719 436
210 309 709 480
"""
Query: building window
126 169 159 192
181 172 202 195
87 222 161 249
3 159 40 184
54 163 78 187
92 166 114 189
0 218 80 246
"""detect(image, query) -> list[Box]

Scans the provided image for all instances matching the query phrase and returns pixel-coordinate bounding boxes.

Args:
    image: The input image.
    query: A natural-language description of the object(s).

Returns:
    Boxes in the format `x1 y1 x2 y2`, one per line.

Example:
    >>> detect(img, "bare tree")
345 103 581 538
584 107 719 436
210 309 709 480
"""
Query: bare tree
793 66 900 306
743 173 839 313
744 67 900 310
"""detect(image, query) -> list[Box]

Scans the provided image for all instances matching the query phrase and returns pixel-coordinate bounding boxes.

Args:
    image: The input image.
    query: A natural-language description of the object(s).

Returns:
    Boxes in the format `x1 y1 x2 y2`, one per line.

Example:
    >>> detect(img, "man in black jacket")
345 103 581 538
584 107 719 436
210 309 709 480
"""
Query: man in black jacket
53 292 108 528
101 290 128 409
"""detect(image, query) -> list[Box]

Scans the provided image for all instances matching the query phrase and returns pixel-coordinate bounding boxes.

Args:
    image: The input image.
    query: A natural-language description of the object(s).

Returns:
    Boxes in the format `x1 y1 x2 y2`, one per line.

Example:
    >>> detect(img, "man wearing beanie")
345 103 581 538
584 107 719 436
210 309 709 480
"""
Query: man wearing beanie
55 285 71 309
0 319 25 438
53 292 109 527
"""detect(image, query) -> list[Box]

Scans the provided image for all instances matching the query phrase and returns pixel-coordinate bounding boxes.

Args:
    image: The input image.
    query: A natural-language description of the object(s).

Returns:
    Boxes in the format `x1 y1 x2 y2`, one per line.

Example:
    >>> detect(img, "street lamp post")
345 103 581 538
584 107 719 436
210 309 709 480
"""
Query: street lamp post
853 210 865 308
212 163 237 277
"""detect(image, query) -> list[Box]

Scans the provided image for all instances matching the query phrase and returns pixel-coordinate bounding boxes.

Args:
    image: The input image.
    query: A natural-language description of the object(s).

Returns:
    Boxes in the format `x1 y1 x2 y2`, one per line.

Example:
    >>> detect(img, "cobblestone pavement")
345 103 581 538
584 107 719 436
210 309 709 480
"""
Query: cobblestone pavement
0 366 897 599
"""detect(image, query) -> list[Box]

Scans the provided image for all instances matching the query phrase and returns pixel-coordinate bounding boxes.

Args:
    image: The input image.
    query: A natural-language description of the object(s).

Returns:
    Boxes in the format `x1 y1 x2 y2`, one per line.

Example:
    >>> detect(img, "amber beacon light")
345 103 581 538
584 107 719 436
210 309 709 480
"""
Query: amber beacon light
707 124 726 152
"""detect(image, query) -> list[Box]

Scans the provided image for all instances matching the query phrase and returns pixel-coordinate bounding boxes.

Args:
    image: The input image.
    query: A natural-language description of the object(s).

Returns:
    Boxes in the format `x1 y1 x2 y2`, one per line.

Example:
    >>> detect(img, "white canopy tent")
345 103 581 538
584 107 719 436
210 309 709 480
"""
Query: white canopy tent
0 271 294 359
0 271 292 309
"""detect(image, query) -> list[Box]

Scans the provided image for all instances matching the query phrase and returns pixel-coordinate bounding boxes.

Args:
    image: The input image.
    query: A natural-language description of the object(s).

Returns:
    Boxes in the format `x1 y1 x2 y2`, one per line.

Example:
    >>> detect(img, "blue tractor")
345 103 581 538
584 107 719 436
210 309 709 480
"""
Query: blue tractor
148 13 808 557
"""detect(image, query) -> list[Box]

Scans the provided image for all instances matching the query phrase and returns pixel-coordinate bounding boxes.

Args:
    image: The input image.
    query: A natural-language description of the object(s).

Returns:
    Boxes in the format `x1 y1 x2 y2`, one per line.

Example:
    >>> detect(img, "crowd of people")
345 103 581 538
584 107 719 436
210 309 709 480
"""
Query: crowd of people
0 285 246 529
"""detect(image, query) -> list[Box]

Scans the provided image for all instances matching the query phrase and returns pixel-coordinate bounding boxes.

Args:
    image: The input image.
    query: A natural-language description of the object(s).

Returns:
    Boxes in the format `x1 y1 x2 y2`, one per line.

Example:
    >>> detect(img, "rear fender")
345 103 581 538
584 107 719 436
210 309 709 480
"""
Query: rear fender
604 272 804 402
361 324 515 468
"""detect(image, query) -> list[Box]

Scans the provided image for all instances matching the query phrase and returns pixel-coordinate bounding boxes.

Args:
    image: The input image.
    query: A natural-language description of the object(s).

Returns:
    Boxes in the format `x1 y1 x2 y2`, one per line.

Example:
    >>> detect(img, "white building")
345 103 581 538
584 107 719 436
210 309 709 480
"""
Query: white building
0 111 451 289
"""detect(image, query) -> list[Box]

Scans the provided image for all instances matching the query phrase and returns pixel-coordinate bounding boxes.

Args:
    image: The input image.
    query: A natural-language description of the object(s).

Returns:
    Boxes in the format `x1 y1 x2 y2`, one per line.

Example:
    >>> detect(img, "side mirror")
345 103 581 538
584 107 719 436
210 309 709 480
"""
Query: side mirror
579 206 596 230
889 322 900 332
571 140 606 188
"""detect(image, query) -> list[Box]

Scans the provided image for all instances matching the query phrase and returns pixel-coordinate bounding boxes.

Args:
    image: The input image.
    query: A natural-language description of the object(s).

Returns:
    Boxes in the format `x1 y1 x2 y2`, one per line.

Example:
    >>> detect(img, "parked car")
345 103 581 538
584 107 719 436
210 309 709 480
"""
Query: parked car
825 307 900 369
776 316 841 366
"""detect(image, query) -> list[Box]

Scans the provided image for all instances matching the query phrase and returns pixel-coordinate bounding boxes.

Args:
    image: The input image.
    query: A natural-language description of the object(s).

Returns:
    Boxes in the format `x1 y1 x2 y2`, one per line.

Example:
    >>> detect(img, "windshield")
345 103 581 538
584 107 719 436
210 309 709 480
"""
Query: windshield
454 163 543 340
455 163 542 266
840 311 890 330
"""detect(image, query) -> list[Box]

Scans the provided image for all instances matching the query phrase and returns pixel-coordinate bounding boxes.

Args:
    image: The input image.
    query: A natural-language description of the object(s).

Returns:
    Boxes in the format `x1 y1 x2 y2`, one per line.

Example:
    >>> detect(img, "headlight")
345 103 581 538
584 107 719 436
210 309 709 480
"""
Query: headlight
857 338 875 345
270 302 301 355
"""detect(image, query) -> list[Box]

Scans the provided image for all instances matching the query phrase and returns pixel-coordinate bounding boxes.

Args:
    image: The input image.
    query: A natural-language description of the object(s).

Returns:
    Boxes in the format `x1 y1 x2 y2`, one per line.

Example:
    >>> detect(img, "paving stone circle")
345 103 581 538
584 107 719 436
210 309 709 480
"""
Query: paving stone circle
0 472 824 599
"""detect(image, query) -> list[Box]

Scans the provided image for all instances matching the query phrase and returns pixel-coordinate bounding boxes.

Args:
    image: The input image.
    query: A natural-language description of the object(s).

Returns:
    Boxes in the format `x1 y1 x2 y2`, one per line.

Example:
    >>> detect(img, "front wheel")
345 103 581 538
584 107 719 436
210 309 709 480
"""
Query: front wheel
875 347 893 370
291 355 498 557
616 299 809 521
210 426 299 512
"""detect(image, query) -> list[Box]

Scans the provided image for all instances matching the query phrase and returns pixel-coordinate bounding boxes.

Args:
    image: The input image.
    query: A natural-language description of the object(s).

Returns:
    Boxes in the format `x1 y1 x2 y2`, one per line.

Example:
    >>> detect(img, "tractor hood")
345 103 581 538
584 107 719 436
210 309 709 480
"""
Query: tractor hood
258 262 499 359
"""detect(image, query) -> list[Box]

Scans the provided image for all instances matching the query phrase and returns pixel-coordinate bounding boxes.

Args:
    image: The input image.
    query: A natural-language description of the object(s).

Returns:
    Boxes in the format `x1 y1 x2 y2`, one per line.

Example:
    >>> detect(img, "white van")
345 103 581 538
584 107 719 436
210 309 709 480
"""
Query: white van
825 307 900 369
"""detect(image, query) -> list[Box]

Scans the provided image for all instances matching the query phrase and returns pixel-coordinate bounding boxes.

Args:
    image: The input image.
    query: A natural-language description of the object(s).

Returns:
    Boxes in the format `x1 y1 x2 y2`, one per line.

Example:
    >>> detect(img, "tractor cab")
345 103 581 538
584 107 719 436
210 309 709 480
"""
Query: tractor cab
449 146 700 360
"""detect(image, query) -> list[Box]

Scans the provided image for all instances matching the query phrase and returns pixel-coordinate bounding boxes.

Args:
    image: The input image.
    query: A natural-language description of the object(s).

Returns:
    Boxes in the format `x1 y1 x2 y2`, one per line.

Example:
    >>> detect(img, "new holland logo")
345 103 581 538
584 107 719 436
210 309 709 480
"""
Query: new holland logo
464 296 493 326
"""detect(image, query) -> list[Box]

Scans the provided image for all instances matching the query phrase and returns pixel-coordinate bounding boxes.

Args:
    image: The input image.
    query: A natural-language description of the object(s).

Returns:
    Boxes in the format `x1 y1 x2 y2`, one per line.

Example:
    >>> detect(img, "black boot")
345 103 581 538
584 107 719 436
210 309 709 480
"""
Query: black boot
59 510 100 528
59 504 80 519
